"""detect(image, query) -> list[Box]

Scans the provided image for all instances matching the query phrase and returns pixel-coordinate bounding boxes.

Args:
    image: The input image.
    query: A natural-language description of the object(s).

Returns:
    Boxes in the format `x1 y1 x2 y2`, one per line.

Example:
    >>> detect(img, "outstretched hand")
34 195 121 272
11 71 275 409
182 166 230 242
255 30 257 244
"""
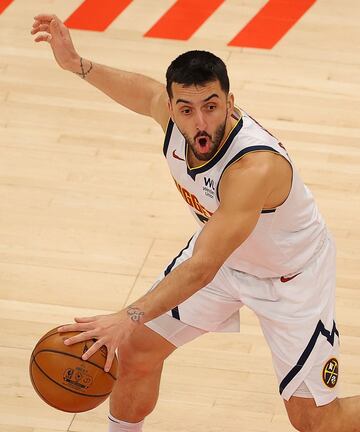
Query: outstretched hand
58 310 139 372
31 14 80 72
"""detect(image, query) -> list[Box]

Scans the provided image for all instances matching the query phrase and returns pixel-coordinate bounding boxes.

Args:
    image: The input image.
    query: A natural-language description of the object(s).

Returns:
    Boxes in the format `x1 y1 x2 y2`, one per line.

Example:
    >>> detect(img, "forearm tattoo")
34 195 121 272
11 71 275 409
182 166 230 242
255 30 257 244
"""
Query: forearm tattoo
127 307 145 323
75 57 93 79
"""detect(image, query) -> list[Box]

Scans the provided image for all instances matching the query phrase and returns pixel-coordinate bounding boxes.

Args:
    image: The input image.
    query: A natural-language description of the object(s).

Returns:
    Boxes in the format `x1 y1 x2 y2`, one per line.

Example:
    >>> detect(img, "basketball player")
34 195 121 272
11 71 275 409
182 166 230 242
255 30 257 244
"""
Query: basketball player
31 14 360 432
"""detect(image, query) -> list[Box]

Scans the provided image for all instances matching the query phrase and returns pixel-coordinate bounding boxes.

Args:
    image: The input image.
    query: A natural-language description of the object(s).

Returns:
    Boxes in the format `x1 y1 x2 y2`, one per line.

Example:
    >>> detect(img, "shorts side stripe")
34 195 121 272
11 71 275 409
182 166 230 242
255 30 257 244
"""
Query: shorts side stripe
164 235 194 320
279 320 339 395
171 307 180 320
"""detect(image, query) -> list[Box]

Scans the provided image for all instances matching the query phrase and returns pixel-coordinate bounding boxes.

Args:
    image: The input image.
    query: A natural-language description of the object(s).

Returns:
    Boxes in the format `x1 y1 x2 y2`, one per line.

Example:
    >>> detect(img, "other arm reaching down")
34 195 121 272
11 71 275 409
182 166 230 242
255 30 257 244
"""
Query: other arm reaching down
59 151 279 371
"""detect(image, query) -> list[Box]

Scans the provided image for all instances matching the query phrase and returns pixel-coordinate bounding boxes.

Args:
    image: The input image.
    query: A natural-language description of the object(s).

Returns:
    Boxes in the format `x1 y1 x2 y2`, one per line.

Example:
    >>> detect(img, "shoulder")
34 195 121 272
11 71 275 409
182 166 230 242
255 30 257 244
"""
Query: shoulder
150 88 170 132
219 150 291 202
225 150 279 178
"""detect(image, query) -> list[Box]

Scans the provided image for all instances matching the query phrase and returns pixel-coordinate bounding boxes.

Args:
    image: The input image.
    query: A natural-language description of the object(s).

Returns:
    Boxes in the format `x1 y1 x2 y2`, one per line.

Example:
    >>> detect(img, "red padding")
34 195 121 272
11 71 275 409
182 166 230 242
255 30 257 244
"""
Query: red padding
0 0 14 14
65 0 133 32
229 0 317 49
145 0 225 40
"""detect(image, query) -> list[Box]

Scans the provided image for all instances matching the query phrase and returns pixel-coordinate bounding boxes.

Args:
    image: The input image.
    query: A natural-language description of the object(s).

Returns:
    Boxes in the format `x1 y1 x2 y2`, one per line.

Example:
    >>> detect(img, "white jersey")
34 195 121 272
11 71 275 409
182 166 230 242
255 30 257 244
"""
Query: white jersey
163 109 327 278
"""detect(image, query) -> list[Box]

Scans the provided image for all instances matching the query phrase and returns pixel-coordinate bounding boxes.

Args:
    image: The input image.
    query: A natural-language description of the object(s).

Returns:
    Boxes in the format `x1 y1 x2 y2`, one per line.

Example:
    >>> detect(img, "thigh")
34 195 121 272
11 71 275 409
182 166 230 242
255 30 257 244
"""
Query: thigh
239 236 340 406
145 313 207 348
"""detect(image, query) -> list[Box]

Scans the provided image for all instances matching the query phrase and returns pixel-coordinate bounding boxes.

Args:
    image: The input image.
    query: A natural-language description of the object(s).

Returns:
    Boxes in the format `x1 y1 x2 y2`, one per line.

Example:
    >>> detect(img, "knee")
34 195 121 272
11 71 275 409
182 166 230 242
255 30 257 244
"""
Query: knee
117 327 175 376
117 340 158 376
289 414 321 432
287 399 340 432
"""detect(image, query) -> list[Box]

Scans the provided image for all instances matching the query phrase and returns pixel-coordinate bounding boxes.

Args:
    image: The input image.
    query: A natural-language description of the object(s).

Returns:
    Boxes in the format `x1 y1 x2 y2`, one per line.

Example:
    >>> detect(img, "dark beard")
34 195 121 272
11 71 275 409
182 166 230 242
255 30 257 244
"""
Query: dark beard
182 116 227 162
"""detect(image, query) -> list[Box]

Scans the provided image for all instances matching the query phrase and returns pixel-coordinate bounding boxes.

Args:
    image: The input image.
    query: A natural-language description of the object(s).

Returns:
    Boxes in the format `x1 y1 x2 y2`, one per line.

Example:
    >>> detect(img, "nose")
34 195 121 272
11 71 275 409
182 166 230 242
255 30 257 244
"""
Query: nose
194 110 207 132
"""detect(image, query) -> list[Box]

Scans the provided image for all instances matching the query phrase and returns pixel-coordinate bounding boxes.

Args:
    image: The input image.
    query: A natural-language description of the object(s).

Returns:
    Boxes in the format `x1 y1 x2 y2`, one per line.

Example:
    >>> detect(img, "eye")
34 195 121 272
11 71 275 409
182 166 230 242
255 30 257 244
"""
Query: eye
181 107 192 115
207 104 216 111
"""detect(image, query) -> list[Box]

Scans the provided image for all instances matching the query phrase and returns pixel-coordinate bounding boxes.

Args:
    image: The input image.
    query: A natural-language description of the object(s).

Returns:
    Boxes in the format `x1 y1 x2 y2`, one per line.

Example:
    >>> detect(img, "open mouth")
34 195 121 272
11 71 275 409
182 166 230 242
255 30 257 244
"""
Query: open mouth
199 137 207 147
195 135 211 154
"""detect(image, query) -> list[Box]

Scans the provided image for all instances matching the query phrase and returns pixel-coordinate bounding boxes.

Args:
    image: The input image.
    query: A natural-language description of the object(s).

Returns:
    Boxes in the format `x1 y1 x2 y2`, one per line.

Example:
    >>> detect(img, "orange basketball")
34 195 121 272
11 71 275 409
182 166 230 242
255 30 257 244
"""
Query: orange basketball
29 326 118 412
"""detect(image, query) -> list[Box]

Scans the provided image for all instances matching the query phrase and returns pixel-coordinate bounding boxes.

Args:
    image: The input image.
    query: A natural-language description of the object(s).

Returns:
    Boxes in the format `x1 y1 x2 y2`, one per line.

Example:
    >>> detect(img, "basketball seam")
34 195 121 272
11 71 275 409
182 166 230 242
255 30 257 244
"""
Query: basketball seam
29 360 74 412
34 348 117 380
31 355 113 398
34 328 60 347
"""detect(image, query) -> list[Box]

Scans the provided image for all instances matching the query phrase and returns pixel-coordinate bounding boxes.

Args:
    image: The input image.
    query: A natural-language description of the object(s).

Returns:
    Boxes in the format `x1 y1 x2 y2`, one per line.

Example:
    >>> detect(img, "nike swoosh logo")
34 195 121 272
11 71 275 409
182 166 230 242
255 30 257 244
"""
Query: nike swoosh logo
172 149 185 161
280 273 301 283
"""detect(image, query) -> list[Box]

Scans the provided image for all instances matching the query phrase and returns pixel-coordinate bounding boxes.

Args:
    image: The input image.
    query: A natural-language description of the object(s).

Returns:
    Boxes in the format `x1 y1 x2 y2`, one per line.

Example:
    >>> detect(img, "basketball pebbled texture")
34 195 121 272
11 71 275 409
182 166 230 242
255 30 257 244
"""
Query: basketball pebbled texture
29 326 118 413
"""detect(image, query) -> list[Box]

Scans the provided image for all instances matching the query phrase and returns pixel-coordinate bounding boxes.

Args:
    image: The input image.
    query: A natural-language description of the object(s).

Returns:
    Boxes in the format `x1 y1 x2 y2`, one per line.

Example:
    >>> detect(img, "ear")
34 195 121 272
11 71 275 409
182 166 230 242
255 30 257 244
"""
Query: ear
227 93 235 113
168 98 175 122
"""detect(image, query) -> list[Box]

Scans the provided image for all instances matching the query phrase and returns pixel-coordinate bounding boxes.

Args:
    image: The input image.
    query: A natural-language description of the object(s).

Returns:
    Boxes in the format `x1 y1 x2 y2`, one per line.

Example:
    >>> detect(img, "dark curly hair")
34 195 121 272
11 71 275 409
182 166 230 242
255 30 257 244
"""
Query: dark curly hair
166 50 230 98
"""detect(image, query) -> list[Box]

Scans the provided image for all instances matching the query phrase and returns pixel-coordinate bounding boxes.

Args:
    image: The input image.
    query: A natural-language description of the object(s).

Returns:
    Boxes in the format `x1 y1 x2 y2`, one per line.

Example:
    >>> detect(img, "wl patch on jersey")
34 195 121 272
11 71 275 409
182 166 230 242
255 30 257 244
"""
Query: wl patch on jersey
322 358 339 388
203 176 216 199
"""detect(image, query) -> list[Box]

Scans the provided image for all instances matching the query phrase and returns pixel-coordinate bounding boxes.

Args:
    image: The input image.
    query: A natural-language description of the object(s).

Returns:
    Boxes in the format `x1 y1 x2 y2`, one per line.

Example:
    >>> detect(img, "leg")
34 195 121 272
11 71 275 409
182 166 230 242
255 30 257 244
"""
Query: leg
238 236 360 430
285 395 360 431
108 232 239 426
110 323 176 422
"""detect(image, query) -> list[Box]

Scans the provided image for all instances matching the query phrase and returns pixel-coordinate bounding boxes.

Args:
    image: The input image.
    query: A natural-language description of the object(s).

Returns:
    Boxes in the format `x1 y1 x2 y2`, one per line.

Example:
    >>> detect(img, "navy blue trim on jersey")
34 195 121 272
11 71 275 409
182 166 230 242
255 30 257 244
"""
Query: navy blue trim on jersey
279 320 339 395
163 119 174 157
164 235 194 320
215 145 280 201
186 117 244 181
171 307 180 320
195 212 209 224
261 209 276 214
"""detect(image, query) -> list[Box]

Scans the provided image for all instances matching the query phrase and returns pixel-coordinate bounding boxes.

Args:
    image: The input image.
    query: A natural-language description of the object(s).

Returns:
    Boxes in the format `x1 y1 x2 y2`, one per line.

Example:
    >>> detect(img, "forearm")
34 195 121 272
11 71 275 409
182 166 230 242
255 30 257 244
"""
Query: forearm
69 57 165 117
127 256 214 324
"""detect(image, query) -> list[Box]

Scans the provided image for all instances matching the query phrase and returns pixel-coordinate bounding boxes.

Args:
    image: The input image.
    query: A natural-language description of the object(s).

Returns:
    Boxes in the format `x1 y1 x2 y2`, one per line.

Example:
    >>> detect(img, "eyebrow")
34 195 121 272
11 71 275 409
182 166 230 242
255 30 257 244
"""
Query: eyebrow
175 93 220 105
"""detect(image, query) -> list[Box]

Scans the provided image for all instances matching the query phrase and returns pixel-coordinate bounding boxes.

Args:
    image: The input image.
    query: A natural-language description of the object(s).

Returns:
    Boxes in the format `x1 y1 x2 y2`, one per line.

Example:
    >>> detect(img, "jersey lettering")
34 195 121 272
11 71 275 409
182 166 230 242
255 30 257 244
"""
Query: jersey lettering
174 179 213 219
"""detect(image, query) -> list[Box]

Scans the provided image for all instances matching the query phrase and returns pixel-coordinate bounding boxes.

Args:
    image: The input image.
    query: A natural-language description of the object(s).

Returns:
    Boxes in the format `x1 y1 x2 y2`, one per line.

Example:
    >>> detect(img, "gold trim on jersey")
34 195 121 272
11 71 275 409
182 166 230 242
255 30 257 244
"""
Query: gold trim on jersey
186 109 243 171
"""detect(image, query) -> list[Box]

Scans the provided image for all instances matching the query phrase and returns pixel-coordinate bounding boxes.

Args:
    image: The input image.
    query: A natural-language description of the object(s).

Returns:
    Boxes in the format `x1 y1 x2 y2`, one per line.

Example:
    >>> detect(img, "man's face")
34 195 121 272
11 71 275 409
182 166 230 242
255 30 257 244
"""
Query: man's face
169 80 233 161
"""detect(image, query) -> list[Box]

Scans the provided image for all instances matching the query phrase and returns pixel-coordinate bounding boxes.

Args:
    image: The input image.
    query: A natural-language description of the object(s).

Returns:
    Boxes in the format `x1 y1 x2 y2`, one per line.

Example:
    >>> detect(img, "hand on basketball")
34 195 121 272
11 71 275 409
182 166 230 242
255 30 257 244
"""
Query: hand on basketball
58 311 136 372
31 14 80 72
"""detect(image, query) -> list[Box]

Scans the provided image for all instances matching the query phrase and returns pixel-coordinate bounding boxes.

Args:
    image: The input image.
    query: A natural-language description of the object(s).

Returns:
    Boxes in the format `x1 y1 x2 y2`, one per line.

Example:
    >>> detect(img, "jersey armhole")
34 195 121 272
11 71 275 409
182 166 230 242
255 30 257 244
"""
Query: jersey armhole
216 146 291 214
163 118 174 157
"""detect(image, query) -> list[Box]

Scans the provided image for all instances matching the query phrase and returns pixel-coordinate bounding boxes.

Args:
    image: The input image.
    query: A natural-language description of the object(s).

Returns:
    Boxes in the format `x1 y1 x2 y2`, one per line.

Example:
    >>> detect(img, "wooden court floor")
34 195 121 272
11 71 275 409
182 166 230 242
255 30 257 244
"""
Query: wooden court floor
0 1 359 431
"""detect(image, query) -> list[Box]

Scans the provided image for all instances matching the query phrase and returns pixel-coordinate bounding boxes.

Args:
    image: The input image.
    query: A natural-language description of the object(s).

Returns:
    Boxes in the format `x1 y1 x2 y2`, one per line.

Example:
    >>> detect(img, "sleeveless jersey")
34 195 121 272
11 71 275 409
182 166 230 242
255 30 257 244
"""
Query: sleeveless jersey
163 109 327 278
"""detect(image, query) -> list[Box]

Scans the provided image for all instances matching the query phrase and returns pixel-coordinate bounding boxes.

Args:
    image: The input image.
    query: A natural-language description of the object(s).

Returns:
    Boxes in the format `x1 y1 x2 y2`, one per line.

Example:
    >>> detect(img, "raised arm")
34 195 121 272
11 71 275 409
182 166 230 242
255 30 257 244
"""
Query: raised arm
31 14 169 130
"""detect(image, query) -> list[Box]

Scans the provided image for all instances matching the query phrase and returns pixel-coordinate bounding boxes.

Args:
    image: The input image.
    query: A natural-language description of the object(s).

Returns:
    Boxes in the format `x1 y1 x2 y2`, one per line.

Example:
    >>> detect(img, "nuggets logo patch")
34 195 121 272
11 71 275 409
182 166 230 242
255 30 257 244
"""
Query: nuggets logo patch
322 358 339 388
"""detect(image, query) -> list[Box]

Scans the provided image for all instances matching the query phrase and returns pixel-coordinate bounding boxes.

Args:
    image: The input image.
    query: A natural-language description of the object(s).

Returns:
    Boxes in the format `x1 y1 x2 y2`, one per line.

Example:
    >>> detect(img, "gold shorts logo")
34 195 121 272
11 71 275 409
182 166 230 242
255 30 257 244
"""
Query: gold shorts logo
322 358 339 388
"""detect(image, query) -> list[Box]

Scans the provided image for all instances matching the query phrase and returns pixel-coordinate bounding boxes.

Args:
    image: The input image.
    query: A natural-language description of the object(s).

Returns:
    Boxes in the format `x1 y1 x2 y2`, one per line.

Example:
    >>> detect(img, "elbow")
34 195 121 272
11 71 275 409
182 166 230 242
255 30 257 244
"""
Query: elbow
189 255 220 287
201 265 218 286
202 272 217 287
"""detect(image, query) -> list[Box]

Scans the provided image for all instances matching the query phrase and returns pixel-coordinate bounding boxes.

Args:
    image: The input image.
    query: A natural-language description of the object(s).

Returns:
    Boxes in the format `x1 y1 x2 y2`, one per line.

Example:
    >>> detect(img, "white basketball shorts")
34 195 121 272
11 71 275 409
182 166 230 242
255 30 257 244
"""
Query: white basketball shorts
145 231 339 407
